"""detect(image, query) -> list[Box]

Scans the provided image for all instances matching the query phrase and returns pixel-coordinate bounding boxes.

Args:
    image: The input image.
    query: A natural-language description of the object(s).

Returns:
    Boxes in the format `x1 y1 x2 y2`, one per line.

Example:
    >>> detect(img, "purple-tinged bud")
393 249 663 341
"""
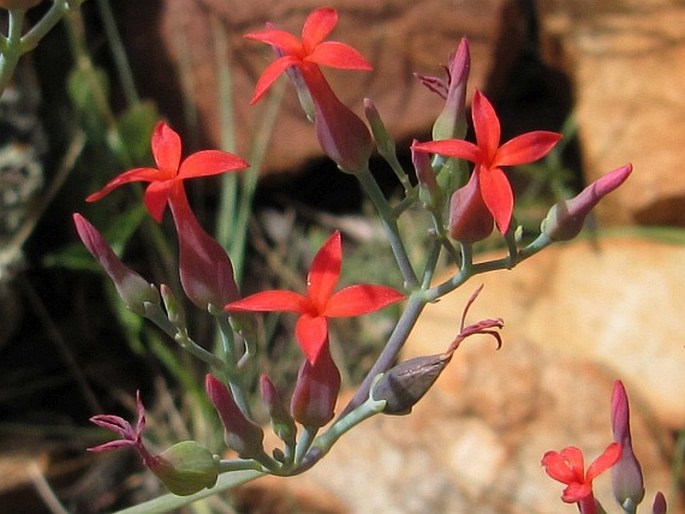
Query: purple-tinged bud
412 139 441 208
147 441 220 496
205 374 264 458
541 164 632 241
431 38 470 141
611 380 645 509
652 492 667 514
273 37 315 121
448 172 494 243
168 186 240 313
372 353 451 415
303 68 372 174
364 98 394 157
260 374 296 448
290 344 341 428
73 213 160 316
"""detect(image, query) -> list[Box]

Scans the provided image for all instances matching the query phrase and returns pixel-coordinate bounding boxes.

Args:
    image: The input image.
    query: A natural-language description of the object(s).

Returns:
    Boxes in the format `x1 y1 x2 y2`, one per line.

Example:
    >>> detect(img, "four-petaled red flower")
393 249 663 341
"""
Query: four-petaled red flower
244 7 372 105
412 90 562 234
542 443 622 507
86 121 249 222
226 230 404 364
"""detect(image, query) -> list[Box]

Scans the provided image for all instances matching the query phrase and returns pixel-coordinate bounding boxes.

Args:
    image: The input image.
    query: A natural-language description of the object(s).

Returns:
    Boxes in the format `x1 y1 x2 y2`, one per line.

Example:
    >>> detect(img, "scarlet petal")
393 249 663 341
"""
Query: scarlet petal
307 41 372 70
494 131 562 167
225 290 311 314
324 285 404 317
412 139 483 164
151 122 182 172
307 231 342 312
301 7 338 49
244 29 303 55
295 314 328 363
586 442 622 481
179 150 249 179
250 56 301 104
542 450 580 485
479 166 514 233
561 482 593 503
85 167 163 203
471 90 501 164
144 181 173 223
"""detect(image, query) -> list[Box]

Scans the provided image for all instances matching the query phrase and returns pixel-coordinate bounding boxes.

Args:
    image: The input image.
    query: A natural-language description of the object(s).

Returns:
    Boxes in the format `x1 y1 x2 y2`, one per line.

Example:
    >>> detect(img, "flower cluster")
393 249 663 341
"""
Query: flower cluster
79 5 641 508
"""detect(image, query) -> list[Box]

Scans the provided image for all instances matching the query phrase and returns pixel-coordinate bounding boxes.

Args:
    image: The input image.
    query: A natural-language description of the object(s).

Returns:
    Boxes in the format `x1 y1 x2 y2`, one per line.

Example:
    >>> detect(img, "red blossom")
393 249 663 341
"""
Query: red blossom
542 443 622 506
244 7 371 105
225 231 404 364
86 121 249 222
412 90 562 233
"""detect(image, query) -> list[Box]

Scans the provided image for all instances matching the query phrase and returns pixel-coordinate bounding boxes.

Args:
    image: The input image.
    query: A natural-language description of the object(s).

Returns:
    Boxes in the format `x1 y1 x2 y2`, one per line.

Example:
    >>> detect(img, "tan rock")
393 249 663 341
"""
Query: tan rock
537 0 685 225
119 0 525 175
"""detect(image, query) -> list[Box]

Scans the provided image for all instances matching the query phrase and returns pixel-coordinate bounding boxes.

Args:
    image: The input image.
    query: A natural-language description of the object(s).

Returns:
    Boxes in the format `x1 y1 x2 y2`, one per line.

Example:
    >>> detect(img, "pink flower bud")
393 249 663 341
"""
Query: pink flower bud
611 380 645 509
652 492 667 514
205 374 264 458
429 38 470 141
290 344 341 428
448 171 494 243
73 213 160 316
542 164 632 241
168 186 239 312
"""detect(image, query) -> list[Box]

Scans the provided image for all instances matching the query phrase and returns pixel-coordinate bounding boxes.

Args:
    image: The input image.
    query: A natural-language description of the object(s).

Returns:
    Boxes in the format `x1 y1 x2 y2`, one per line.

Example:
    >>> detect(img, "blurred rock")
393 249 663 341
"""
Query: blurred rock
537 0 685 225
119 0 525 175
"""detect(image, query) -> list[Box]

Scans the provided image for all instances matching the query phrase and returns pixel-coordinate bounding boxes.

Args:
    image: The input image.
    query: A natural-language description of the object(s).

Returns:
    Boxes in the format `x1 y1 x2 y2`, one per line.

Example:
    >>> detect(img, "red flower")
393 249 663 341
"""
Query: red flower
226 231 404 364
412 90 562 233
244 7 372 105
87 121 249 222
542 443 622 506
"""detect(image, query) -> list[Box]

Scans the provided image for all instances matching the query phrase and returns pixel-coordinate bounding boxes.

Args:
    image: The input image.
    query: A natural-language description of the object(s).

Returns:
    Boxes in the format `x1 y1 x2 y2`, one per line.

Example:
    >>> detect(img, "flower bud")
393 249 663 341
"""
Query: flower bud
430 38 470 141
372 353 451 415
73 213 160 316
147 441 220 496
205 374 264 458
611 380 645 509
274 39 315 121
541 164 632 241
652 492 667 514
448 171 494 243
364 98 394 157
260 374 296 447
412 139 441 209
160 284 187 329
290 345 341 428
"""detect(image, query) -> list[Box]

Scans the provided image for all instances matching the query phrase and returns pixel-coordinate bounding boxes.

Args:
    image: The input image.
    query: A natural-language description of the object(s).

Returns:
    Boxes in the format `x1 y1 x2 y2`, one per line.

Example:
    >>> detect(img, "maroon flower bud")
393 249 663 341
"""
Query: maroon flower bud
652 492 667 514
542 164 632 241
611 380 645 509
290 343 341 428
73 213 160 316
205 374 264 458
448 171 494 243
412 139 441 208
260 374 296 447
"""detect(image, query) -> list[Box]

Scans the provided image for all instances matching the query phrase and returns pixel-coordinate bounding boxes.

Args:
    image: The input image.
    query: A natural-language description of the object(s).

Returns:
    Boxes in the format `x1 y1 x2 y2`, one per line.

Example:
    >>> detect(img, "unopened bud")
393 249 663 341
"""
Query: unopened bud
652 492 667 514
147 441 220 496
431 38 470 141
260 374 296 447
160 284 186 329
290 346 341 428
448 172 494 243
205 374 264 458
372 353 451 415
541 164 632 241
412 139 441 209
73 213 160 316
364 98 395 158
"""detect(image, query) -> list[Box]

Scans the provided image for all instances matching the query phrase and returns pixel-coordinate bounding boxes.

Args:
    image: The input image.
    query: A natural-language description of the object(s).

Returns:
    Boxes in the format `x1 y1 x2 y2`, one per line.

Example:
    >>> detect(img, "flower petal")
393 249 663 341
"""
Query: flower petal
295 314 329 363
478 166 513 233
225 290 311 314
85 167 164 203
301 7 338 49
244 29 303 55
307 231 342 312
151 122 182 173
587 442 622 482
542 450 580 485
494 131 562 168
324 285 404 316
307 41 372 70
143 180 174 223
411 139 483 164
178 150 249 179
471 90 501 164
561 482 593 503
250 55 301 104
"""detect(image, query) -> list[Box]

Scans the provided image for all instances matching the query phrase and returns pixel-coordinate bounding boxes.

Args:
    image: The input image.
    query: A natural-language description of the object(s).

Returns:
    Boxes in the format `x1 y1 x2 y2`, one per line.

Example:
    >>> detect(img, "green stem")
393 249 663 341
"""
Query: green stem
294 426 318 466
0 9 25 95
355 166 418 288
